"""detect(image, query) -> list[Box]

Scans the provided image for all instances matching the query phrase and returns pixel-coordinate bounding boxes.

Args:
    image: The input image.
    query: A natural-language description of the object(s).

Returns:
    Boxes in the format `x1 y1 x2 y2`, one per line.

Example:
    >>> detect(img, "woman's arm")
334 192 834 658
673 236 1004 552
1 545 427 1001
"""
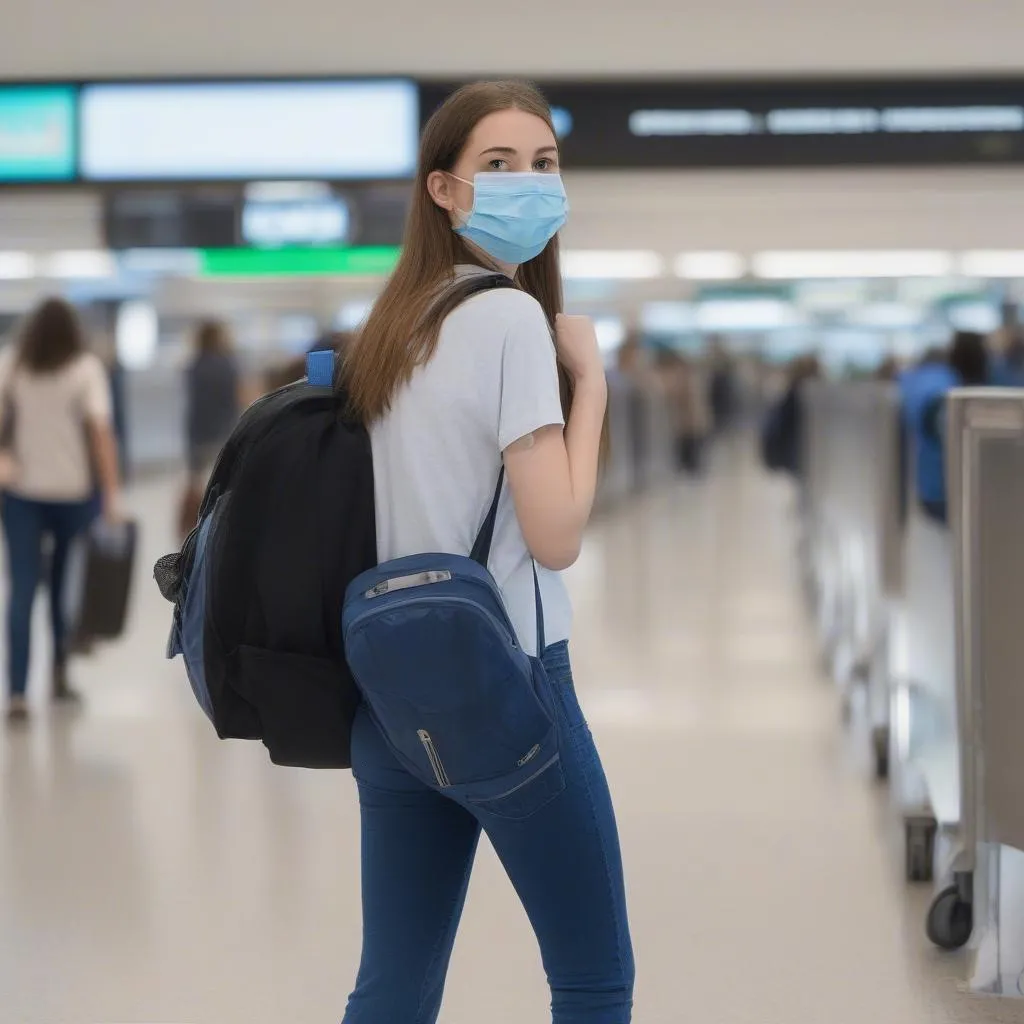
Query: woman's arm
503 315 608 571
82 357 123 521
87 418 123 522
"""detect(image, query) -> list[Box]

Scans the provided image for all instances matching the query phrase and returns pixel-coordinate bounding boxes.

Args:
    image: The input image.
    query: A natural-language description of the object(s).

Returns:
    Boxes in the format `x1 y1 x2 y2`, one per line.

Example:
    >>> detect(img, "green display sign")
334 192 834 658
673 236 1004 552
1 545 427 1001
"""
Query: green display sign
198 246 401 277
0 86 76 181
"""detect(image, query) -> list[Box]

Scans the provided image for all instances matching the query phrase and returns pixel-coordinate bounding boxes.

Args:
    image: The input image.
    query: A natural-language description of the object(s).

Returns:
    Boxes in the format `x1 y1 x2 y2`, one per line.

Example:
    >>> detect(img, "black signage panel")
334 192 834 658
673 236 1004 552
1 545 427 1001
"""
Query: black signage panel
419 78 1024 168
103 183 410 249
103 189 238 249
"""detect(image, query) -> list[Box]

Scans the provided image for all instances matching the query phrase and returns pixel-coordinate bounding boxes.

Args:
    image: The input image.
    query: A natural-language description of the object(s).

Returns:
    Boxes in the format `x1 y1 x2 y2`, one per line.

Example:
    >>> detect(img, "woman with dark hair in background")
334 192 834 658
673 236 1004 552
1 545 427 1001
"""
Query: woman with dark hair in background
179 319 240 538
760 354 820 478
947 330 988 389
0 298 122 723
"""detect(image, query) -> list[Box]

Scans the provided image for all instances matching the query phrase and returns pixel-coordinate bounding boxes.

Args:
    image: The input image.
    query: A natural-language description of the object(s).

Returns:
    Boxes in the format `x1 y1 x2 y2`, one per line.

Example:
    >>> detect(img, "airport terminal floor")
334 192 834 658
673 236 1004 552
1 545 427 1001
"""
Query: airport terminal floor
0 438 1022 1024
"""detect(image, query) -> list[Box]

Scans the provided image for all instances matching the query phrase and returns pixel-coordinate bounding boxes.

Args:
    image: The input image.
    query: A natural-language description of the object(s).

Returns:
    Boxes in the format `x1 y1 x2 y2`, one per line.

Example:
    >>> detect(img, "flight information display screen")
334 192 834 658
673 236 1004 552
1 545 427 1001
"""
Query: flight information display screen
0 85 76 182
420 78 1024 168
81 80 419 182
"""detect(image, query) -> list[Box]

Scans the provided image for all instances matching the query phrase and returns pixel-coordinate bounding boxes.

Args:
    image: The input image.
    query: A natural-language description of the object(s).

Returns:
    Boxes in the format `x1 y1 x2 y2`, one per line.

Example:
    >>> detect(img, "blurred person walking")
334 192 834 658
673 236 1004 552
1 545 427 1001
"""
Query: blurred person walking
760 354 820 479
679 353 711 474
708 336 738 431
340 81 634 1023
179 319 240 539
653 348 709 475
901 333 988 525
0 298 122 723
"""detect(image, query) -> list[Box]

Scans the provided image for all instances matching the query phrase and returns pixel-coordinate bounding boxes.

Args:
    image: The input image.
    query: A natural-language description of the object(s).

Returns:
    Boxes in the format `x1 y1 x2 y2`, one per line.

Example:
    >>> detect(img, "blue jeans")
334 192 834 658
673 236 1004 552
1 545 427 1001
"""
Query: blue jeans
344 641 634 1023
1 492 98 697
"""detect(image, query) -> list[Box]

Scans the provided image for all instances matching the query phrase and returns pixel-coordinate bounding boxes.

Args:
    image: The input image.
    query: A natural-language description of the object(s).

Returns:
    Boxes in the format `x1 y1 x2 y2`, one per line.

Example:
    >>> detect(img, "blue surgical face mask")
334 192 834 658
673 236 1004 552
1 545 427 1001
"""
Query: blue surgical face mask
451 172 569 265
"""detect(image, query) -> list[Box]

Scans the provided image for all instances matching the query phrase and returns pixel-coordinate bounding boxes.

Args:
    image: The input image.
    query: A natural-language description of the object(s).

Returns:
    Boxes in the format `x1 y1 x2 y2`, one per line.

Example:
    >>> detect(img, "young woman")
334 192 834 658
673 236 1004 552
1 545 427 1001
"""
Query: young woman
341 80 634 1024
0 298 122 723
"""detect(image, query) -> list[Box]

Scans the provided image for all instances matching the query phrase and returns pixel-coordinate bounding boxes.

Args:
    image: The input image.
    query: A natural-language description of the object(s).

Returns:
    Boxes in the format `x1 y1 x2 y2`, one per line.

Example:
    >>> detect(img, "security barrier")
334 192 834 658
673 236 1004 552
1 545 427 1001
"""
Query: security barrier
927 388 1024 980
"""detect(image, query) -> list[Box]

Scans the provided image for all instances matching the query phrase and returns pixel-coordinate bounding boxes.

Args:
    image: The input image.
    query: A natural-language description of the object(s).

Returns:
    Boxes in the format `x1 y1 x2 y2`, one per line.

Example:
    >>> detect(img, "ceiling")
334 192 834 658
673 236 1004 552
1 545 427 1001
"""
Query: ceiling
2 0 1022 78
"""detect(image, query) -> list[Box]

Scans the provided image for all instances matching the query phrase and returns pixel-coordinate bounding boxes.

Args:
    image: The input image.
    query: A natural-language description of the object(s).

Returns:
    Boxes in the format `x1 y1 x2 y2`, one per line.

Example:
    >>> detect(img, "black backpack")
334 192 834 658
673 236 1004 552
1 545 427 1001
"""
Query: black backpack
154 272 516 769
154 350 376 768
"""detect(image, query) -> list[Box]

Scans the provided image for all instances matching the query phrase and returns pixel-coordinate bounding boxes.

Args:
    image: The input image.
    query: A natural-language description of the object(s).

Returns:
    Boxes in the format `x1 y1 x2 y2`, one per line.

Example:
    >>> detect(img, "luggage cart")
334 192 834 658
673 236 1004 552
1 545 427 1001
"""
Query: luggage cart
801 383 902 779
932 389 1024 975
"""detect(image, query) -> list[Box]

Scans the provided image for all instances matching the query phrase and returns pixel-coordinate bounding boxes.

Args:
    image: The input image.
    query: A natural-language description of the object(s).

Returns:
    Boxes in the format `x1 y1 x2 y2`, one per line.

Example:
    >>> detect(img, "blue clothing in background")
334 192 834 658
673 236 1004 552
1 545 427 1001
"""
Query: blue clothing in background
990 356 1024 389
2 493 99 697
898 362 958 511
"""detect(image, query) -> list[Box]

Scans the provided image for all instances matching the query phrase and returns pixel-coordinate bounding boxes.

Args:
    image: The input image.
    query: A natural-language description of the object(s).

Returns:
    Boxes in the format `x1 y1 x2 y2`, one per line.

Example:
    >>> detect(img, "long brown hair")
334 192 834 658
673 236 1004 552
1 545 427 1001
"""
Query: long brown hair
17 297 87 373
343 81 572 424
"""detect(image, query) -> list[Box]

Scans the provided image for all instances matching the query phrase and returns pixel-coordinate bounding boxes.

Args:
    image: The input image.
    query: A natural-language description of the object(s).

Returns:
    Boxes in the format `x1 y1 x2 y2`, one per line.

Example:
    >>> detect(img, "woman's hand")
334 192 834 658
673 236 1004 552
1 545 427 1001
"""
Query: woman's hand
555 315 604 383
101 489 125 526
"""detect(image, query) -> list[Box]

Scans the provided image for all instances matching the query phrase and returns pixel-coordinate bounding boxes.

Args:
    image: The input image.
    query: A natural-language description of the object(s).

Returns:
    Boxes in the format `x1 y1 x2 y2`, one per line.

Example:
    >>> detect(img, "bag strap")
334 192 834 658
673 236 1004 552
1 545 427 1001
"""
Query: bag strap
470 467 546 655
470 468 505 567
532 561 545 654
435 270 517 320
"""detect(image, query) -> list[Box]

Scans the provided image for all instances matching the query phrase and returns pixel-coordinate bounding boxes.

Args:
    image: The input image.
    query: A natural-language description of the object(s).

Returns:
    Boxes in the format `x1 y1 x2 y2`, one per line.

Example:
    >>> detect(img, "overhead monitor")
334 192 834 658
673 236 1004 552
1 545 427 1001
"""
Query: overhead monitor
80 80 418 182
242 183 351 248
421 78 1024 168
0 85 76 182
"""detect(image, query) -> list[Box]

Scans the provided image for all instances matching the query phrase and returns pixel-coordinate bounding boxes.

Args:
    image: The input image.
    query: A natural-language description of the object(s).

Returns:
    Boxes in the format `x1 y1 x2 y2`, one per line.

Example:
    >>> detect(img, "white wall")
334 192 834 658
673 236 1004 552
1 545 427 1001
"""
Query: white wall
3 167 1024 256
3 0 1023 78
561 168 1024 253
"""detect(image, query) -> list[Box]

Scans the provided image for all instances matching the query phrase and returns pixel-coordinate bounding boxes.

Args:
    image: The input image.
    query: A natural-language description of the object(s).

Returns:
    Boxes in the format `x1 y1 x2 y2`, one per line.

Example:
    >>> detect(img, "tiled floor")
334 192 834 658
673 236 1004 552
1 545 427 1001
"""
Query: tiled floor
1 441 1023 1023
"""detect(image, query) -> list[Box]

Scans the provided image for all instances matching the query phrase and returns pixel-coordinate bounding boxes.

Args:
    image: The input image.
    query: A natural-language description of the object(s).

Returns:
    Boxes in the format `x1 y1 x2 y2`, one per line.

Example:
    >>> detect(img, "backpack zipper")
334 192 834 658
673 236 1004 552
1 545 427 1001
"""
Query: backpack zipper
417 730 452 788
347 594 518 649
366 570 452 598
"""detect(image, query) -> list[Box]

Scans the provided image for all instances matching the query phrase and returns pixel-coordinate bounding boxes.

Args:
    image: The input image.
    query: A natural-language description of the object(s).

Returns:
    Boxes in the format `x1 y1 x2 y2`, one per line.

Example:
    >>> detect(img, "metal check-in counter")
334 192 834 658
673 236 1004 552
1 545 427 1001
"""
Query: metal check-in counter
802 381 965 890
915 388 1024 979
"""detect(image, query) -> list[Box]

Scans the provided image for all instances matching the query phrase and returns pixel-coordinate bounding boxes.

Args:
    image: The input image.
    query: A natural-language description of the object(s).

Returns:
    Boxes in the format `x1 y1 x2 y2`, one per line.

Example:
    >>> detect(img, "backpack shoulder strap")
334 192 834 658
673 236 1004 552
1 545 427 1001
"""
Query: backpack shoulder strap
470 467 505 566
469 466 546 653
430 271 518 325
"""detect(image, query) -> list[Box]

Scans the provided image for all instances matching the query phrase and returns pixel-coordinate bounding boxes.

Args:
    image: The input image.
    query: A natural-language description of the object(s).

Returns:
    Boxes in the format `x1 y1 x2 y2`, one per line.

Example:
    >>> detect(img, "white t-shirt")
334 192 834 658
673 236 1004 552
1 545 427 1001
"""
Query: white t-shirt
0 348 113 502
370 267 571 656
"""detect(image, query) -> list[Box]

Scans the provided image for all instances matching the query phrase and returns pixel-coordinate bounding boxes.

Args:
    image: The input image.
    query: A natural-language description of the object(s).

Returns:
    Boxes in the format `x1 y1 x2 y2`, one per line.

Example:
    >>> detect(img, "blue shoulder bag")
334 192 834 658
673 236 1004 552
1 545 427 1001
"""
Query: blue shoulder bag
342 470 565 818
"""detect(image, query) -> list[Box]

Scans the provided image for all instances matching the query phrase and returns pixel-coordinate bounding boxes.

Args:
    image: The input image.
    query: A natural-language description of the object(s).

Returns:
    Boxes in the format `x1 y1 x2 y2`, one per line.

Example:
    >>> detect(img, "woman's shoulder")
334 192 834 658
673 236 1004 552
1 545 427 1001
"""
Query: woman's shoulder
447 283 549 338
60 351 111 393
71 350 108 377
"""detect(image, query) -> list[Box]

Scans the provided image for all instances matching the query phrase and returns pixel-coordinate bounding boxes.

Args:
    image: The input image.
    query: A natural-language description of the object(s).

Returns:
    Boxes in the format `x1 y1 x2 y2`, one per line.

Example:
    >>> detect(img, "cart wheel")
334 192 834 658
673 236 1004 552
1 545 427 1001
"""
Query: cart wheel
904 816 936 883
926 885 973 950
871 725 890 782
